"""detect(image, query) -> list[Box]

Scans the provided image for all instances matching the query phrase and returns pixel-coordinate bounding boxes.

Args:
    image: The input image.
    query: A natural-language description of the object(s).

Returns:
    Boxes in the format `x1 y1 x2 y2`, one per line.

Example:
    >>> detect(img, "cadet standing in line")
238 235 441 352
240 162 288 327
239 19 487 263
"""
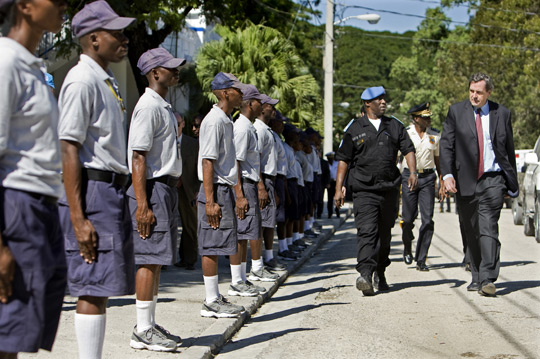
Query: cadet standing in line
335 86 417 296
127 48 185 351
198 72 246 318
0 0 68 357
400 102 441 271
58 2 136 358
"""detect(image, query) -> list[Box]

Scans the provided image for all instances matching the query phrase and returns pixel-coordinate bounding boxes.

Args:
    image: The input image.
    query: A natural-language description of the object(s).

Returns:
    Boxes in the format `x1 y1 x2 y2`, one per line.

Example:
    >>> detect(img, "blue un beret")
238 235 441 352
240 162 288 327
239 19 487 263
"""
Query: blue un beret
361 86 386 101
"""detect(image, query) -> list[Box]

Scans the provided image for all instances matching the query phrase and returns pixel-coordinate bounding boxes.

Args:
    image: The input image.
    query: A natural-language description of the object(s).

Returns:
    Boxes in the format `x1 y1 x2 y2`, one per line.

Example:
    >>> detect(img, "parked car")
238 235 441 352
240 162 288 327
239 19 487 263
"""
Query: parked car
512 149 534 224
521 135 540 242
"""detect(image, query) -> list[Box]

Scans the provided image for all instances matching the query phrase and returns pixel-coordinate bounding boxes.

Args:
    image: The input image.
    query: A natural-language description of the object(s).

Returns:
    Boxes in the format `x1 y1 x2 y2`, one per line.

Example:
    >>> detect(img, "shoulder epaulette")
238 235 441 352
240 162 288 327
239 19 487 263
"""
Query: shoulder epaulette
429 127 440 133
390 115 404 126
343 118 355 132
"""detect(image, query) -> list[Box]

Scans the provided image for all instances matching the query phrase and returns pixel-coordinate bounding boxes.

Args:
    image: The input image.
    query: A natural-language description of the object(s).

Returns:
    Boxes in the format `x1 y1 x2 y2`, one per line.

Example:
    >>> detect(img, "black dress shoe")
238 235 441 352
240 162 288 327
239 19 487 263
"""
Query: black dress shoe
467 282 479 291
403 252 413 265
416 261 429 271
356 274 375 296
373 272 389 291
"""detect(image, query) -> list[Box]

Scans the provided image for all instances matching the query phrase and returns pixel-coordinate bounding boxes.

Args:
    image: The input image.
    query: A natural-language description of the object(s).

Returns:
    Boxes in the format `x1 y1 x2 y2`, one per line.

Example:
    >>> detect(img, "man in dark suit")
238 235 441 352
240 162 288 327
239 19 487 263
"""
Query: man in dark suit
439 73 518 297
174 113 200 270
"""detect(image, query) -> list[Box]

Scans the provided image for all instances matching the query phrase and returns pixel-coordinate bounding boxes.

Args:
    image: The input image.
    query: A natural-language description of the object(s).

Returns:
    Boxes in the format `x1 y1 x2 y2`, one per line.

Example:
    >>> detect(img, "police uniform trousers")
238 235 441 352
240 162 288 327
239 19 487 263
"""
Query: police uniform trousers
327 180 337 218
177 184 198 266
353 188 399 276
456 172 505 286
401 168 436 263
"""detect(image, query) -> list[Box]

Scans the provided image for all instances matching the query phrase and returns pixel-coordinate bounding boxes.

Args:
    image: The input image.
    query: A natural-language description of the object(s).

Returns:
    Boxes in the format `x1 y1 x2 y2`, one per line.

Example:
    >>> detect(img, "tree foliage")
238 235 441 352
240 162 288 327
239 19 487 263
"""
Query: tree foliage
196 23 323 129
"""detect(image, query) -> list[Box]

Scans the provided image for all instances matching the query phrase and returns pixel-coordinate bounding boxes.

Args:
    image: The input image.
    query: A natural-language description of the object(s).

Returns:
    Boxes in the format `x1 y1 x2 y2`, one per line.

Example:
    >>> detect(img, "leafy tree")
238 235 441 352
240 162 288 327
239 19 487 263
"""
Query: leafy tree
196 23 323 129
57 0 300 95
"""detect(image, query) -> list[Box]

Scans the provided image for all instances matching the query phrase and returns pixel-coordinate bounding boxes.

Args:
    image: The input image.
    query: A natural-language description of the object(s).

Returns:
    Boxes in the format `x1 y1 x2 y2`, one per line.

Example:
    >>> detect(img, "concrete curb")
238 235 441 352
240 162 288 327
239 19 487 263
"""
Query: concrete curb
181 203 353 359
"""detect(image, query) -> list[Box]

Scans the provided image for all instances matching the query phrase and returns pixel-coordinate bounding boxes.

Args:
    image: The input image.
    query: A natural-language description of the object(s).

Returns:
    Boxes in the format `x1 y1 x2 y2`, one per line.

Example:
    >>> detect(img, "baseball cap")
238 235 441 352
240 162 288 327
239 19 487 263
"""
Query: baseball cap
241 84 265 102
137 48 186 75
260 94 279 106
72 0 135 38
211 72 248 93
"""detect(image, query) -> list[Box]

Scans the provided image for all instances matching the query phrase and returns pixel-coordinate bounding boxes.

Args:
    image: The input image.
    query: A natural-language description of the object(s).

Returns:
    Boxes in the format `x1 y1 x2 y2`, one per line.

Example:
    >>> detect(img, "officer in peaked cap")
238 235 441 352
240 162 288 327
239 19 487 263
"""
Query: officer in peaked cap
334 86 418 296
400 102 441 272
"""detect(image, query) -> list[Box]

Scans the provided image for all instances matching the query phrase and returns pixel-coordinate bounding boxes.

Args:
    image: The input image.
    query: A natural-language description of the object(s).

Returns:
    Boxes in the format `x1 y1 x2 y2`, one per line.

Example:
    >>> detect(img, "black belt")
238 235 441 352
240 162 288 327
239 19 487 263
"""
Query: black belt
83 168 129 187
243 177 258 185
262 174 276 181
150 175 179 187
480 171 502 179
27 191 58 206
418 168 435 174
276 174 286 180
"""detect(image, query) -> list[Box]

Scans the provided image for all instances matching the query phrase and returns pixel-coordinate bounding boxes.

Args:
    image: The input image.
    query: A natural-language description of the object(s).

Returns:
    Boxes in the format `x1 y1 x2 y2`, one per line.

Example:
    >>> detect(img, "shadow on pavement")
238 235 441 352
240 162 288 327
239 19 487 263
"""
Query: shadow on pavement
249 302 349 323
216 328 318 354
385 278 468 293
492 280 540 296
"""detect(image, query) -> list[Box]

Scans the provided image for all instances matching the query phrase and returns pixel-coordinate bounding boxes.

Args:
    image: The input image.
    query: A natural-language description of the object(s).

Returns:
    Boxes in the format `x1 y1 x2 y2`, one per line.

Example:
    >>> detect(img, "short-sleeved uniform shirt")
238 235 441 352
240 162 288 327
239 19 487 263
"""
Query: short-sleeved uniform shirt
254 119 277 176
309 145 322 175
234 114 260 182
272 131 288 176
0 38 62 197
198 105 237 186
283 143 298 179
128 88 181 178
296 150 313 183
58 54 129 174
402 126 440 171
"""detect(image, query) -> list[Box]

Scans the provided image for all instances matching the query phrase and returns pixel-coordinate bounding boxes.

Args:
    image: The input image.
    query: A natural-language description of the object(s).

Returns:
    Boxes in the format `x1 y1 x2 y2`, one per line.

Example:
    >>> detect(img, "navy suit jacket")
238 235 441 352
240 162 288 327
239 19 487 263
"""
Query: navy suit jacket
439 99 518 197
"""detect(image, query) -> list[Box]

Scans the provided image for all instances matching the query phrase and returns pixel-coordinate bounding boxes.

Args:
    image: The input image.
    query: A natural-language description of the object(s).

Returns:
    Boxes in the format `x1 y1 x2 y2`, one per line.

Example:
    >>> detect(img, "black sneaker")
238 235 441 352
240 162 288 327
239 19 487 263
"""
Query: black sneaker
264 257 287 271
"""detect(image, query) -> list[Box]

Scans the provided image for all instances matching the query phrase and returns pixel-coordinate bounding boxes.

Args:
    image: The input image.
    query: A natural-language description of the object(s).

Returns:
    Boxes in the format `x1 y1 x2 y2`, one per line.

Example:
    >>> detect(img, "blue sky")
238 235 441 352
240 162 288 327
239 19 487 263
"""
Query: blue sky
305 0 474 33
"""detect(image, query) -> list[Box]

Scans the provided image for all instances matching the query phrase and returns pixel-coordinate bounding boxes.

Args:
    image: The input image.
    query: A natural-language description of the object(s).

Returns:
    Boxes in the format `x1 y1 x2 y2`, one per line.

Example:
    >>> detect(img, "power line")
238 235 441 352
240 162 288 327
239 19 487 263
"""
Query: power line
404 0 539 17
339 4 540 36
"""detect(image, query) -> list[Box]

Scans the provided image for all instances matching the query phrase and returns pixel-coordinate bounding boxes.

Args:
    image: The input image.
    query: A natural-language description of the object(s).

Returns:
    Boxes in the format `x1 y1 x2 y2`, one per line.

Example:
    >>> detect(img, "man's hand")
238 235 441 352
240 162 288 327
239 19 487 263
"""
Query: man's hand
136 203 156 239
235 196 248 220
72 217 98 263
334 186 345 209
258 185 269 209
0 242 15 303
206 202 222 229
408 174 418 191
444 177 458 194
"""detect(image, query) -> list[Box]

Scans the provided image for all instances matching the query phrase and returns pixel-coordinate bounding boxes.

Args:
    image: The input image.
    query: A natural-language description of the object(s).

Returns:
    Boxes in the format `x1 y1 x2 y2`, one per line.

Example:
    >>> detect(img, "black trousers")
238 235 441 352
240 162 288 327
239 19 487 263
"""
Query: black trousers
327 180 337 217
177 185 198 266
457 173 505 285
353 188 399 275
401 170 436 263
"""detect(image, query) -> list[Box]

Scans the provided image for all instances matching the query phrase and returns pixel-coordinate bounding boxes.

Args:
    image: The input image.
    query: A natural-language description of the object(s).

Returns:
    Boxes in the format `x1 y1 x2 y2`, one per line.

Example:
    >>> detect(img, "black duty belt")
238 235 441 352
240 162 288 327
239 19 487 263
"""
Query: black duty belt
243 177 258 185
262 174 276 181
150 175 179 187
418 168 435 174
27 191 58 206
83 168 130 187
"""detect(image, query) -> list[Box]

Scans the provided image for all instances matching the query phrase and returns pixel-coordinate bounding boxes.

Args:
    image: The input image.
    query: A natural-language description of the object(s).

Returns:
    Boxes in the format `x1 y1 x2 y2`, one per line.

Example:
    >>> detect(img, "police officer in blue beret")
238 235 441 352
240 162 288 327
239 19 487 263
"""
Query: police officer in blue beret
334 86 418 296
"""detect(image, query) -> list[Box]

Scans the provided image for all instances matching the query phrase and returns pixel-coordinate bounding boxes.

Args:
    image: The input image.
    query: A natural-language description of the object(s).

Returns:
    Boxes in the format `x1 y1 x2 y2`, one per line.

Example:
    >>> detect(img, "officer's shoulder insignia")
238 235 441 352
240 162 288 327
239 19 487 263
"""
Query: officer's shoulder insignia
405 125 411 130
390 115 404 125
429 136 435 144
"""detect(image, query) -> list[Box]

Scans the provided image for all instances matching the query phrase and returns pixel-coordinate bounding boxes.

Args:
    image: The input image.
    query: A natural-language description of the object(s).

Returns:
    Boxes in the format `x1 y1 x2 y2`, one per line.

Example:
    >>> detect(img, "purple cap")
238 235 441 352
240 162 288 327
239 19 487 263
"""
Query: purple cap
260 94 279 106
137 48 186 75
0 0 14 9
273 110 289 122
211 72 248 92
241 85 265 102
72 0 136 38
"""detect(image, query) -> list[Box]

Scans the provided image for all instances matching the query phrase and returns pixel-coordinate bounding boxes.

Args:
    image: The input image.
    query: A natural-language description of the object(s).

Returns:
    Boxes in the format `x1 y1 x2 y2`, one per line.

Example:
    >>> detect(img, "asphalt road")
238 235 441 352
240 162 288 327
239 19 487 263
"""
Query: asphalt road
215 207 540 359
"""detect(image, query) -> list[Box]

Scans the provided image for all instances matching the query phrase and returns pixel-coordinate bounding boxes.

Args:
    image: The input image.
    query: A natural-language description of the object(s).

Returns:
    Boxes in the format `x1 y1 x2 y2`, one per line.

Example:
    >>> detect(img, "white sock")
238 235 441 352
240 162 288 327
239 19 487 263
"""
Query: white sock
299 232 304 239
252 258 264 272
286 237 293 245
75 313 106 359
136 300 153 332
264 249 274 261
241 262 247 282
304 221 310 231
203 275 219 303
230 264 242 284
151 295 158 326
310 217 315 225
293 232 299 241
278 239 288 252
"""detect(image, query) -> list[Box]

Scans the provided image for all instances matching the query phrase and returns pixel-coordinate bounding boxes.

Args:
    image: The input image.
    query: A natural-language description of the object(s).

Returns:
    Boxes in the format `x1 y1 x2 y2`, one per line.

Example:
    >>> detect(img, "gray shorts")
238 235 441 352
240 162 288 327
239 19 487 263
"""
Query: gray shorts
0 188 67 353
197 184 238 255
261 177 276 228
235 180 261 241
127 181 178 265
59 180 135 298
275 176 286 223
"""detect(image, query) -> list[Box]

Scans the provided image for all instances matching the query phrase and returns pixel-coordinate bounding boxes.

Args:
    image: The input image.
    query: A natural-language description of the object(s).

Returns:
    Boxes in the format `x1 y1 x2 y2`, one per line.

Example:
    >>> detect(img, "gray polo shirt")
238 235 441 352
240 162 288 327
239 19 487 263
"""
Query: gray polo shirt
309 145 322 174
198 105 237 186
0 38 62 197
283 143 298 180
253 119 277 176
296 150 313 183
234 114 260 182
59 54 129 175
128 88 181 178
272 131 288 176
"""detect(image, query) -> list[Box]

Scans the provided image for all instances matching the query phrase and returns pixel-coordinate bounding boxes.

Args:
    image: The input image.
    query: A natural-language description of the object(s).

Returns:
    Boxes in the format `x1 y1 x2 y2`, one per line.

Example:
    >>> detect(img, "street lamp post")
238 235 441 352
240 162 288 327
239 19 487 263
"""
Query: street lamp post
323 4 380 155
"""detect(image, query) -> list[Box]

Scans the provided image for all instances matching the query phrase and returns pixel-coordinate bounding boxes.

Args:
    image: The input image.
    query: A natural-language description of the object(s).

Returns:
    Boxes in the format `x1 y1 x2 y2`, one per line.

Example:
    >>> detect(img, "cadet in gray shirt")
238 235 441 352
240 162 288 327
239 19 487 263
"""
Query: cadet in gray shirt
127 47 185 352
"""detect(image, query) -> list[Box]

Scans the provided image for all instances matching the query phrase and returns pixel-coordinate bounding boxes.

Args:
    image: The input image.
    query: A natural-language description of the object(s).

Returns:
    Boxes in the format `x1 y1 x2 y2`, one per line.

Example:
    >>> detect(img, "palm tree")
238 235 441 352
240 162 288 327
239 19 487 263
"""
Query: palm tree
196 23 322 129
